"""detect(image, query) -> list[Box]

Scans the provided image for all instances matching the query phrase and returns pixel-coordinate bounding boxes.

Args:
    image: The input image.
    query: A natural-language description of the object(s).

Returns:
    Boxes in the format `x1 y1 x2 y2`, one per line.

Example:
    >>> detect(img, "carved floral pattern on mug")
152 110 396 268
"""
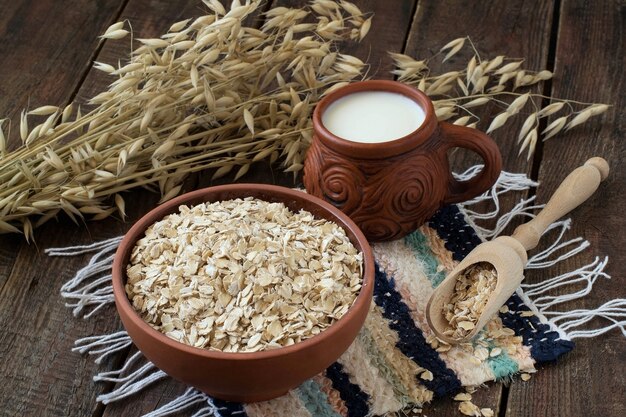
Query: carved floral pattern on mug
304 141 364 215
304 139 443 241
354 217 401 242
304 80 502 241
376 154 440 221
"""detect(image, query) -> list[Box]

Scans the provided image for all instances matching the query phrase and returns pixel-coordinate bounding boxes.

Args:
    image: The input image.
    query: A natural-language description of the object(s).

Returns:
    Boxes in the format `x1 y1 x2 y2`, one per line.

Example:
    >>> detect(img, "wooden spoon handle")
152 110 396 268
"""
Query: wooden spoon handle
512 157 609 251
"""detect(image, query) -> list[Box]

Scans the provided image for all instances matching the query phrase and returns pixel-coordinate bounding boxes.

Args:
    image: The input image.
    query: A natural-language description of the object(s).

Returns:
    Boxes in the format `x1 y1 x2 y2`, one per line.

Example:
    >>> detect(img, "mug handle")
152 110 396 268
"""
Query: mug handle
437 122 502 204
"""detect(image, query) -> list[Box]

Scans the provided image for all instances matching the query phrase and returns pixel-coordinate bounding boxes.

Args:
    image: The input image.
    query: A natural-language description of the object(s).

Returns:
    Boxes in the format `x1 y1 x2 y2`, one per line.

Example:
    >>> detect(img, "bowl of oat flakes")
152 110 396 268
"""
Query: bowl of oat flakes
111 184 374 402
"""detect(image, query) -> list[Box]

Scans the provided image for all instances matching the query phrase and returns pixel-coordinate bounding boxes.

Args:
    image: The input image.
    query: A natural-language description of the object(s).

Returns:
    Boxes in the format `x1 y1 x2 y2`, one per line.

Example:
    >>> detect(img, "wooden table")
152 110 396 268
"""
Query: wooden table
0 1 623 416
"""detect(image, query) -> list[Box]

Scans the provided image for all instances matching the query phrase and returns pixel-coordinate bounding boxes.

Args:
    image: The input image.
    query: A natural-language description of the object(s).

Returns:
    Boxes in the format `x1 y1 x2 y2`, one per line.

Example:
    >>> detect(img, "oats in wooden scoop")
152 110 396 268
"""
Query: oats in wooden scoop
442 262 498 339
125 197 363 353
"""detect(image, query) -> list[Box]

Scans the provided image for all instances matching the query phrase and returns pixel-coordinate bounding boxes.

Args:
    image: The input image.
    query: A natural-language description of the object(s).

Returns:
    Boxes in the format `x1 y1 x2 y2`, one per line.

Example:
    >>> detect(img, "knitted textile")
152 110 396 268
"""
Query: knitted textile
232 205 573 417
49 170 620 417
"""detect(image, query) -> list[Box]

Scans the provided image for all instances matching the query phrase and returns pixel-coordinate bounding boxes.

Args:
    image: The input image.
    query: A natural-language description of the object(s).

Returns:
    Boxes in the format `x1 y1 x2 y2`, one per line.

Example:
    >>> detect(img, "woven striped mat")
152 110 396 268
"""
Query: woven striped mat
49 168 620 417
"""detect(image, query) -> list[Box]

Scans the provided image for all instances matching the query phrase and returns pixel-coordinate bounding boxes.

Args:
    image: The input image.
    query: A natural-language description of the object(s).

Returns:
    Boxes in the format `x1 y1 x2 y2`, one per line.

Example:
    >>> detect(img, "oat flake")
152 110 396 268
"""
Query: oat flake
442 262 498 339
126 197 363 353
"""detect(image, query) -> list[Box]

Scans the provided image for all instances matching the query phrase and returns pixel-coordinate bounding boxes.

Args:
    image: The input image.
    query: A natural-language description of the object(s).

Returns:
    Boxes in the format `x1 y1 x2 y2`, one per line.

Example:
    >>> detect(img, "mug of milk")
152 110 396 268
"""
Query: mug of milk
303 80 502 241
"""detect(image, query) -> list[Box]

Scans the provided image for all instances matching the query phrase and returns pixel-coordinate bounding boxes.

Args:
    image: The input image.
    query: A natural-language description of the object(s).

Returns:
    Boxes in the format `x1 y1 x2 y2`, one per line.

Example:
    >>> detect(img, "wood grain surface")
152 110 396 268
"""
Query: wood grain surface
0 0 127 318
0 0 623 416
506 1 625 416
0 1 129 415
404 1 554 414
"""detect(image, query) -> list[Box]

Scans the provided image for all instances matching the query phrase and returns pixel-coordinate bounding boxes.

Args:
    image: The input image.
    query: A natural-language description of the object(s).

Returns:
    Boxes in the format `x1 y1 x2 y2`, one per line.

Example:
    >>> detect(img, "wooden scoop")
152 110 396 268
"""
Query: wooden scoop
426 157 610 344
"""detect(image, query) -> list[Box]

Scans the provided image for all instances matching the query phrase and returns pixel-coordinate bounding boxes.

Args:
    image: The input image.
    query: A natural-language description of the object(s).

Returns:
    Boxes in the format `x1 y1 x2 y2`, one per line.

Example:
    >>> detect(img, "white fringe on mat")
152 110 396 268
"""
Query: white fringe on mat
73 331 132 364
45 166 623 417
141 388 223 417
456 166 622 341
95 351 168 404
52 236 123 318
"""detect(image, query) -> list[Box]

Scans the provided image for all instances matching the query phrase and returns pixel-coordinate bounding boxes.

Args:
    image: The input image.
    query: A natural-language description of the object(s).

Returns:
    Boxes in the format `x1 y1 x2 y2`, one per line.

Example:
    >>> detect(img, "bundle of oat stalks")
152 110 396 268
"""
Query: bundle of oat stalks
392 37 608 158
0 1 606 240
0 0 370 240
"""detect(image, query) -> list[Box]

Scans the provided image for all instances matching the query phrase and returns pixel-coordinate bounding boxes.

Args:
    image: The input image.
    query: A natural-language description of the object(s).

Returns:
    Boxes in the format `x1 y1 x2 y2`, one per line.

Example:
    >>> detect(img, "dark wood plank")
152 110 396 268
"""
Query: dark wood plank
404 0 555 174
422 386 503 417
0 234 21 290
506 1 626 416
0 0 127 145
0 0 200 415
404 0 556 235
0 0 127 307
403 1 555 415
0 192 160 416
0 0 127 345
0 2 129 414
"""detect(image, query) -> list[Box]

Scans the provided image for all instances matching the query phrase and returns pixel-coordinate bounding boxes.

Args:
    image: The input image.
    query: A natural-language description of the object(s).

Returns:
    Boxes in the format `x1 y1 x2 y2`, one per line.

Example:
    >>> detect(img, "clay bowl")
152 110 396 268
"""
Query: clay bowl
112 184 374 402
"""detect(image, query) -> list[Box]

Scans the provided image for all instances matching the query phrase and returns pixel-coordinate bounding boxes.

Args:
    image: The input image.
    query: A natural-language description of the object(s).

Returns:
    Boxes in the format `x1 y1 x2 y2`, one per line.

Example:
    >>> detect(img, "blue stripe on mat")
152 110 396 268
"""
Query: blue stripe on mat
373 263 462 397
212 398 247 416
325 362 370 417
428 205 482 261
428 205 575 362
500 295 574 361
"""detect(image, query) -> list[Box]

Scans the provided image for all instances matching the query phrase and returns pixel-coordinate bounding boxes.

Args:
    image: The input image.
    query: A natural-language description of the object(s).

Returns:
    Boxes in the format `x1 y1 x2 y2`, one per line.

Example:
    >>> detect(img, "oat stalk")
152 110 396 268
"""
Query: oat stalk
0 21 609 240
0 0 370 239
392 37 609 160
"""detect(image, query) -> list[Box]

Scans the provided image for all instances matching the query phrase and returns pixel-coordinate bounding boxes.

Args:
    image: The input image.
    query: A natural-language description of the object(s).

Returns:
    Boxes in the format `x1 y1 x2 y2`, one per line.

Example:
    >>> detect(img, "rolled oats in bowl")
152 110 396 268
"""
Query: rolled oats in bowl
125 197 363 353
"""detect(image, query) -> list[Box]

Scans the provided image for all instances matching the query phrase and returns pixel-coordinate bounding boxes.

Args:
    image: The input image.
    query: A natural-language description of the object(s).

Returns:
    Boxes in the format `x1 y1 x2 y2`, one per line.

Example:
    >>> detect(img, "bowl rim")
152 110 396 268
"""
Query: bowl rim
112 183 375 361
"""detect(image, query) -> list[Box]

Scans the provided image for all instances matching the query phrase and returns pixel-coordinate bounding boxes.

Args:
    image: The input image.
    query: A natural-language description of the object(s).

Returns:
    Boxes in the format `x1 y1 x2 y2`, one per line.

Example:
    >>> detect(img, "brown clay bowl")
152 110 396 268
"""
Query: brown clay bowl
111 184 374 402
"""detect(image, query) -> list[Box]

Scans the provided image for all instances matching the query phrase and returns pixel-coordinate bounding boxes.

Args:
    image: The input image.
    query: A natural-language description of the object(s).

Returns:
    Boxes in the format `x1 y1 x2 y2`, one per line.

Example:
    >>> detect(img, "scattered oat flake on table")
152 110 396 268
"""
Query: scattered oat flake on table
126 197 363 353
521 373 532 381
459 400 481 416
481 408 495 417
489 347 502 357
454 392 472 401
474 346 489 361
436 342 452 353
420 370 434 381
465 386 478 394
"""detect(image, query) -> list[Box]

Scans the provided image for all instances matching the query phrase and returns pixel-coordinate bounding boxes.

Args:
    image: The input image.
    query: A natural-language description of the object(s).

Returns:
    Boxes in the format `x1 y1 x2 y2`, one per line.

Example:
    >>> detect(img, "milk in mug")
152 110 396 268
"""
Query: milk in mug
321 91 426 143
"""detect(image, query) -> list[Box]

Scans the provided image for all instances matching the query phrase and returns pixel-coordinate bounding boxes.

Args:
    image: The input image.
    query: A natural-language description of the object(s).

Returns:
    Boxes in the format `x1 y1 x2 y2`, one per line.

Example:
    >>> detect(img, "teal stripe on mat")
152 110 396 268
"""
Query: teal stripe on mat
354 327 412 404
488 351 519 380
296 379 344 417
479 340 519 380
404 229 447 287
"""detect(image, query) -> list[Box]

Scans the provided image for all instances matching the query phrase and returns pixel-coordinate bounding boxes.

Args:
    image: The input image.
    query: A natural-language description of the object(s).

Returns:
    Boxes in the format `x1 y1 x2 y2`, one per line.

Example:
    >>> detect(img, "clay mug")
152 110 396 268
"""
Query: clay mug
303 80 502 241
